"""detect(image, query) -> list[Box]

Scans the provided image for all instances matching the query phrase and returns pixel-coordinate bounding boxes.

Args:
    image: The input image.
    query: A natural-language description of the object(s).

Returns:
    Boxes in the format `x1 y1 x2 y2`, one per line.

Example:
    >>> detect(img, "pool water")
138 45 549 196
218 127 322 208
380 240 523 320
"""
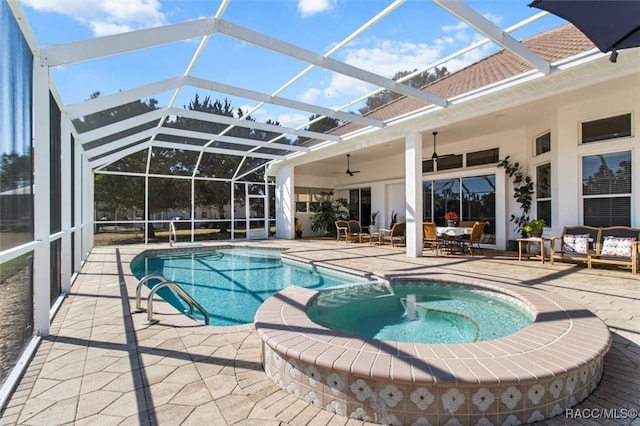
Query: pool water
130 248 369 326
308 282 534 344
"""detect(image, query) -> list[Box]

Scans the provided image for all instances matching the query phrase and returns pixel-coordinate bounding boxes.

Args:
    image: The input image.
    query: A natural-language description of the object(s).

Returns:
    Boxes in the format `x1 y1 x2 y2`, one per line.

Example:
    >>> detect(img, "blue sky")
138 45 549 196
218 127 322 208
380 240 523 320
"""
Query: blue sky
21 0 564 129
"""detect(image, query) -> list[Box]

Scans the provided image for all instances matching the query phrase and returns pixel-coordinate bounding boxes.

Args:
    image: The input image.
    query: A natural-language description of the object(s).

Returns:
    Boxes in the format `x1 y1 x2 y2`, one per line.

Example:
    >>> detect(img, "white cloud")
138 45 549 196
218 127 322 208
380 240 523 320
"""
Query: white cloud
442 21 468 33
442 21 471 43
299 88 322 104
278 113 309 129
322 39 445 99
21 0 167 36
239 106 308 131
297 0 333 17
294 27 501 108
483 12 503 26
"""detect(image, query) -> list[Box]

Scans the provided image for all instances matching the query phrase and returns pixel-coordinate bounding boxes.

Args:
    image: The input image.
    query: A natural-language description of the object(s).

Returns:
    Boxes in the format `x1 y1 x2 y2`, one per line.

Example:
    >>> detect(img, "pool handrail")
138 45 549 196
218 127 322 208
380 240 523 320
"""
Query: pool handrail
169 221 177 246
134 274 168 312
145 281 210 326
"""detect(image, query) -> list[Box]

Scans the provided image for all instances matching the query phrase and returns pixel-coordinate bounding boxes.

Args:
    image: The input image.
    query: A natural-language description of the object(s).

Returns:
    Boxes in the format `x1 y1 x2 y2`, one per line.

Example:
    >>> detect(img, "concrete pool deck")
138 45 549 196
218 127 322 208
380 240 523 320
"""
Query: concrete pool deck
1 239 638 425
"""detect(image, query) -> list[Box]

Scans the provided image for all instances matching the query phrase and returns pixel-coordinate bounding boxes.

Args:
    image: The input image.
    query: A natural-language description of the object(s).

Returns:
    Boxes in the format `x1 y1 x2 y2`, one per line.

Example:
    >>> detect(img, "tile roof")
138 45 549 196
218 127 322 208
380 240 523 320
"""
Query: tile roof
328 24 595 138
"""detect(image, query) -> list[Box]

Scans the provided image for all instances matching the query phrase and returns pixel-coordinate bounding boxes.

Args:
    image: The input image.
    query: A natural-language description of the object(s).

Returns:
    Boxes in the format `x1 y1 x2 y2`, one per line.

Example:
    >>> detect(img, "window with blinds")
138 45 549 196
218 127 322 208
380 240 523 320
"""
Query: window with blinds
581 113 631 144
582 151 631 226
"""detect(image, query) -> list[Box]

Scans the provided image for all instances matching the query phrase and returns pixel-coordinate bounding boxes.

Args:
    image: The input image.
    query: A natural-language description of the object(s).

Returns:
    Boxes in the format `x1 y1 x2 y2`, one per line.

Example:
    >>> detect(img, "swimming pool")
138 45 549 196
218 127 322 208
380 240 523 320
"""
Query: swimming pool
130 247 374 326
308 282 533 344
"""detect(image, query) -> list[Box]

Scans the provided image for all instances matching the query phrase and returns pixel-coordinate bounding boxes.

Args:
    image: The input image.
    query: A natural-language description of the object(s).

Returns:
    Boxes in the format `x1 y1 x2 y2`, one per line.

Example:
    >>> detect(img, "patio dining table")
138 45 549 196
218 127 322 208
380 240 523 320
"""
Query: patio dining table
436 226 473 254
437 226 472 237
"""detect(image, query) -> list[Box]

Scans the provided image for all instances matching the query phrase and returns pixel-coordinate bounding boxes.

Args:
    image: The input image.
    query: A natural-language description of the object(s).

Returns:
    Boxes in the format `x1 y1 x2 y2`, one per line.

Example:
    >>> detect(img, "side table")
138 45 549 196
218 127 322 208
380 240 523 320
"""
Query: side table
517 237 550 263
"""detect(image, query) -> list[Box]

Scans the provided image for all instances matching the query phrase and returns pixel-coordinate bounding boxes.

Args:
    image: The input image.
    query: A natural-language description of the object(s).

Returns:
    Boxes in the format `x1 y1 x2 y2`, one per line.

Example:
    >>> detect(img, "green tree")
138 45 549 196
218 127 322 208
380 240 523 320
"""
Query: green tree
0 151 31 191
87 91 286 232
293 114 342 146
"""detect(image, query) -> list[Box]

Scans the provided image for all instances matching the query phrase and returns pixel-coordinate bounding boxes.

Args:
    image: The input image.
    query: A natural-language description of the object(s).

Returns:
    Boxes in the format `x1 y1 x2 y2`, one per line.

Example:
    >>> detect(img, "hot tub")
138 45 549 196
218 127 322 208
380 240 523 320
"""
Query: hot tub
255 275 611 425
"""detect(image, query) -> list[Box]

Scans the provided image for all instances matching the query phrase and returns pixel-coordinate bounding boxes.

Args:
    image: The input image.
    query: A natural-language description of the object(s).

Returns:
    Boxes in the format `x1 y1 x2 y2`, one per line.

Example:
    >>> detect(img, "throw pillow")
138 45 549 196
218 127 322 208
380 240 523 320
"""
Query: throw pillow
600 236 636 257
563 234 589 254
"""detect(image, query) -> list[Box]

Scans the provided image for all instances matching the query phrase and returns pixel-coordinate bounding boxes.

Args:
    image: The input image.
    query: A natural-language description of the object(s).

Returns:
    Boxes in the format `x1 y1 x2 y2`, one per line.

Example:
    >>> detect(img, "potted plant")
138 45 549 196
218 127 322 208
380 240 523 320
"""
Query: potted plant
444 211 459 227
497 156 534 245
295 218 303 239
523 219 545 238
310 191 349 236
370 211 379 234
390 210 398 227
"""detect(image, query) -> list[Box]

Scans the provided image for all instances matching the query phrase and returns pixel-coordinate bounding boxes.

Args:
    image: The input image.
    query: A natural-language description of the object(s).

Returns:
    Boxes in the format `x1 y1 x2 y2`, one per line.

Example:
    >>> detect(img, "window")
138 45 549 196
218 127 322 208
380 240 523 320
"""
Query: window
294 187 330 213
582 151 631 226
422 159 434 173
424 174 495 230
467 148 499 167
436 154 463 171
536 163 551 226
535 132 551 155
295 191 309 212
349 187 371 225
582 113 631 144
423 148 499 172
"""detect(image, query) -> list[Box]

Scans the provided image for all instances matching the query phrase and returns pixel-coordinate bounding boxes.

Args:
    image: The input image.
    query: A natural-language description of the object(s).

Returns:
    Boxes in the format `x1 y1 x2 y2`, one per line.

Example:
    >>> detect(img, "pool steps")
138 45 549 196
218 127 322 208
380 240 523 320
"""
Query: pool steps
134 273 210 325
313 282 395 308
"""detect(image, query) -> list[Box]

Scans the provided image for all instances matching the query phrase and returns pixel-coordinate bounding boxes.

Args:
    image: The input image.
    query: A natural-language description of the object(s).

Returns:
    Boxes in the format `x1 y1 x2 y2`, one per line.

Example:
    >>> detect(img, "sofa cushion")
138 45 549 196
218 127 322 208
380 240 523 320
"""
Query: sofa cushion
563 234 589 254
600 236 636 257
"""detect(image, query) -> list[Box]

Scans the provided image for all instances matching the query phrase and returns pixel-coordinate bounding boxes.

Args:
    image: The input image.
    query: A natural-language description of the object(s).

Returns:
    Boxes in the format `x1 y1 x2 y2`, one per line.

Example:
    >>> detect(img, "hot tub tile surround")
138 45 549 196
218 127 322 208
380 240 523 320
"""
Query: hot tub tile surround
255 274 611 425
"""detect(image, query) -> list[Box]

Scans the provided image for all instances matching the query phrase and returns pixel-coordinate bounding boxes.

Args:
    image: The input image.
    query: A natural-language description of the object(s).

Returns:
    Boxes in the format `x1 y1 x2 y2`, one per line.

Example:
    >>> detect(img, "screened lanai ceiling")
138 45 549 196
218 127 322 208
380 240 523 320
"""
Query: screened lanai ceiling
15 0 594 180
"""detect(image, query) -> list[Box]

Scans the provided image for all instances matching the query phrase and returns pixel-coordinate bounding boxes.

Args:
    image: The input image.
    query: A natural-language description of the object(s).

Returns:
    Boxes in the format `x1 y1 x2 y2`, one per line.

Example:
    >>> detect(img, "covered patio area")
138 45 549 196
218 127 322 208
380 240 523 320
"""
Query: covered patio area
1 240 637 425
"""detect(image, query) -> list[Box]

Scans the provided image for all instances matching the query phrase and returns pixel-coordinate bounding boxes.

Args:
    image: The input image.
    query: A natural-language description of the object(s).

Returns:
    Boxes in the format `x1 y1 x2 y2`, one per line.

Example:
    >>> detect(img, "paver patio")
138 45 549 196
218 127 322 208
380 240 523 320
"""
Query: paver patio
1 239 638 425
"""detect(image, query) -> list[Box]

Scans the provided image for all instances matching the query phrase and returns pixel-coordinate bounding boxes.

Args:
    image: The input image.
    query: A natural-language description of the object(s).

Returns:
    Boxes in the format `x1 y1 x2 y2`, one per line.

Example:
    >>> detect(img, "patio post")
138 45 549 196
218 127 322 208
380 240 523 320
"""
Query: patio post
275 164 295 239
32 60 51 336
405 131 423 258
61 116 72 293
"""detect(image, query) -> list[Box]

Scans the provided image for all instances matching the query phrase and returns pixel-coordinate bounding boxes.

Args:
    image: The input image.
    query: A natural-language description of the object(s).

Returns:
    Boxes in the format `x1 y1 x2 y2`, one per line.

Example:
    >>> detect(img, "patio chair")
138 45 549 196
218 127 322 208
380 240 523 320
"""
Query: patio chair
456 221 485 255
347 220 366 243
423 222 444 255
481 221 495 244
335 220 349 243
379 222 406 247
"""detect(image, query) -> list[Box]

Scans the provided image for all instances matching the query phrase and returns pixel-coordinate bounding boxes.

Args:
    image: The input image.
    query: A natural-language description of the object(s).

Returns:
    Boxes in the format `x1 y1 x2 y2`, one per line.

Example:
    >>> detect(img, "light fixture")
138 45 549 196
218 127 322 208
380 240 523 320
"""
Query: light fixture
431 131 439 161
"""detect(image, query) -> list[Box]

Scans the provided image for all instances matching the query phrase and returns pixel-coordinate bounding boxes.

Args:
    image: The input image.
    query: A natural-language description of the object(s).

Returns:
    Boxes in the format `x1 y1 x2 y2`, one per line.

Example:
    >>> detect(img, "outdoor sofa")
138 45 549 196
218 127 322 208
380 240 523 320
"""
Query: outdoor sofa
550 225 639 274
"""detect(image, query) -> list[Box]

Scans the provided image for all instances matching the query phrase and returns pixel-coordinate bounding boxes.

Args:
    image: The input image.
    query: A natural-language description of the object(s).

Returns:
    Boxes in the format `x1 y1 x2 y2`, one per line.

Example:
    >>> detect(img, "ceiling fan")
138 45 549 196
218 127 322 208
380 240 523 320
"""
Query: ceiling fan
336 154 360 176
430 131 455 161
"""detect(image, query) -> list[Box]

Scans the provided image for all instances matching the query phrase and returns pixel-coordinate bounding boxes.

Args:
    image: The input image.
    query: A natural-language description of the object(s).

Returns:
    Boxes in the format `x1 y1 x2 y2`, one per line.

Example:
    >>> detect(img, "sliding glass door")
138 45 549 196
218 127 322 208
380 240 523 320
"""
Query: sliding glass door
423 174 496 238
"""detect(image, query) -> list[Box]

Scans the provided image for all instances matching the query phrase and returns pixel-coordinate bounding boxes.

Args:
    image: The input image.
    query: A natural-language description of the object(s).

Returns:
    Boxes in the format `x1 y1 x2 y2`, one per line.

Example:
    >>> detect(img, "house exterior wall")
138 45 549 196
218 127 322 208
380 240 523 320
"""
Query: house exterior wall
298 72 639 248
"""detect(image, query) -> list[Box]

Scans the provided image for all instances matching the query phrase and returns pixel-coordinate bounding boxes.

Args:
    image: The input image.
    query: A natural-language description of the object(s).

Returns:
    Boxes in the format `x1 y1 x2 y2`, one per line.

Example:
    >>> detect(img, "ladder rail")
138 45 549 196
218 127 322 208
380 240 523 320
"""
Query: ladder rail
169 221 177 246
145 281 210 325
135 274 167 312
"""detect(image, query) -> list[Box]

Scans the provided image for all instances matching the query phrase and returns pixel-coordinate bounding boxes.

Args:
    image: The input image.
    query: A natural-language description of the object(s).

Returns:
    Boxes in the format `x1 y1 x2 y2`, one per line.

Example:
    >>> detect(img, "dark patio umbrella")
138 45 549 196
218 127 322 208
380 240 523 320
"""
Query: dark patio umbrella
530 0 640 62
